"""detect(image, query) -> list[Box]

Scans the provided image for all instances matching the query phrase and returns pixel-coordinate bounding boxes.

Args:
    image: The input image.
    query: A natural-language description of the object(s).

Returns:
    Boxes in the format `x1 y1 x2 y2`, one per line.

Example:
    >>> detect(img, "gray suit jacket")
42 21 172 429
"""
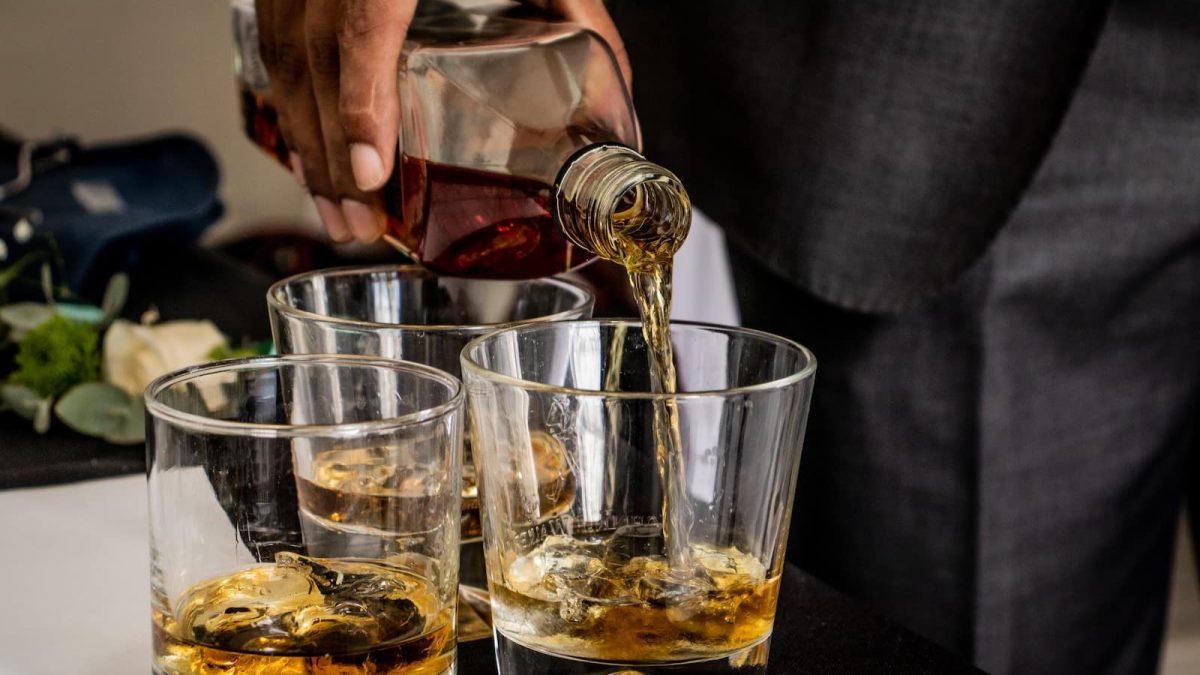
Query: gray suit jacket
611 3 1200 674
611 1 1111 313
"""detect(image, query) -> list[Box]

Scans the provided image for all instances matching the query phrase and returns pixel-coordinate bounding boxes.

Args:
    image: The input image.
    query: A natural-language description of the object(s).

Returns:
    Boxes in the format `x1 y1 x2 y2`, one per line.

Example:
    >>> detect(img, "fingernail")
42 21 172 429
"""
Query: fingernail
315 196 352 242
289 152 307 189
342 199 385 242
349 143 385 191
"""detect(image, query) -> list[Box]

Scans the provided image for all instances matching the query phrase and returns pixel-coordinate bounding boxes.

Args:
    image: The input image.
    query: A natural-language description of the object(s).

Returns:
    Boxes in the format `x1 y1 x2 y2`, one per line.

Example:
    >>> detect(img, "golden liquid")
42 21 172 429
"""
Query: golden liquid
294 446 499 643
237 83 289 166
297 446 456 538
491 534 778 663
298 440 573 543
474 431 578 522
152 553 454 675
611 182 693 572
236 79 594 278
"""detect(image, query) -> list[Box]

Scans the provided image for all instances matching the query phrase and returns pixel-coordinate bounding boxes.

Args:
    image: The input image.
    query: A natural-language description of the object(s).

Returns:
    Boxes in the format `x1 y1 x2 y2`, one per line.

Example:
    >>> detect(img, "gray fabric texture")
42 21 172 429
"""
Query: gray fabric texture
611 0 1112 313
614 0 1200 672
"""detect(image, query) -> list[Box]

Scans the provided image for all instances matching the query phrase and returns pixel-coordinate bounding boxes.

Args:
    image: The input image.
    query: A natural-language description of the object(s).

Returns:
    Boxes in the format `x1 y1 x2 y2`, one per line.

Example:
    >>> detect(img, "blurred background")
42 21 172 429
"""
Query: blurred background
0 1 1192 672
0 1 312 245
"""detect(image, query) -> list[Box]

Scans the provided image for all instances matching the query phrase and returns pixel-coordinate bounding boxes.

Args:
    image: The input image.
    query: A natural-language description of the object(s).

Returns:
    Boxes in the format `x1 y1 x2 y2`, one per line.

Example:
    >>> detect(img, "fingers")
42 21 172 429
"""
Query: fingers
260 0 626 245
314 195 352 242
254 0 277 74
307 0 384 241
543 0 632 87
337 0 416 191
270 0 414 242
268 0 347 242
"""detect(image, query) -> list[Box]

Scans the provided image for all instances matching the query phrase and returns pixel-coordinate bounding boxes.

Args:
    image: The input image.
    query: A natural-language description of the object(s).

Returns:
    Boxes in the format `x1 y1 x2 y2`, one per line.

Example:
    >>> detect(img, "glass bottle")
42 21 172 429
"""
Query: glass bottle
232 0 288 165
554 144 690 272
231 0 687 278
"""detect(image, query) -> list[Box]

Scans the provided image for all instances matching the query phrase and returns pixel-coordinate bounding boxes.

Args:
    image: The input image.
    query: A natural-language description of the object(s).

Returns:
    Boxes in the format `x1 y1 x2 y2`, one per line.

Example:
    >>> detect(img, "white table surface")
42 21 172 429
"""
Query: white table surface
0 475 149 675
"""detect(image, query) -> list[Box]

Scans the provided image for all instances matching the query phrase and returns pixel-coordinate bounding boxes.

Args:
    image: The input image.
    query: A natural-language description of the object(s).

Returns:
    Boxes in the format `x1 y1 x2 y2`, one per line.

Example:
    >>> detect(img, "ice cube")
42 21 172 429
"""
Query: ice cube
602 523 665 566
507 535 609 602
621 556 711 610
506 534 637 625
296 556 427 643
692 545 767 592
180 552 431 654
183 554 321 652
312 446 446 498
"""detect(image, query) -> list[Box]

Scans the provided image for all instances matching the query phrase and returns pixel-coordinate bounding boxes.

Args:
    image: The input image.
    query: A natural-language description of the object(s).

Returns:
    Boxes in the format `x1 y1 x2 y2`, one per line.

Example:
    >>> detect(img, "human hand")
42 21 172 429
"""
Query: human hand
255 0 632 244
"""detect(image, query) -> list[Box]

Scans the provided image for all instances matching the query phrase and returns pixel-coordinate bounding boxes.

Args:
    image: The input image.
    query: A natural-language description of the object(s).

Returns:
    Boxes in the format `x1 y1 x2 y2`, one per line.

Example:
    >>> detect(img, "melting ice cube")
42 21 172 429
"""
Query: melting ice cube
692 544 767 592
179 552 433 655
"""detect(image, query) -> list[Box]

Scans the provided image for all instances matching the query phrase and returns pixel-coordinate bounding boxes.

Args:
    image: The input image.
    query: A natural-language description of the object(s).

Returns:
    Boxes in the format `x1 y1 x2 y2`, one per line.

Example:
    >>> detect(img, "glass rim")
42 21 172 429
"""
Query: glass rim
266 264 595 333
144 354 463 438
461 319 817 400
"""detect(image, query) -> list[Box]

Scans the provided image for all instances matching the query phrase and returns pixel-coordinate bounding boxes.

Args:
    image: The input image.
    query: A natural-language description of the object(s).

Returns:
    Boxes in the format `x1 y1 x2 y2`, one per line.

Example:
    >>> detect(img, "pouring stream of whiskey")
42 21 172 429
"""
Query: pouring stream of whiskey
611 185 693 574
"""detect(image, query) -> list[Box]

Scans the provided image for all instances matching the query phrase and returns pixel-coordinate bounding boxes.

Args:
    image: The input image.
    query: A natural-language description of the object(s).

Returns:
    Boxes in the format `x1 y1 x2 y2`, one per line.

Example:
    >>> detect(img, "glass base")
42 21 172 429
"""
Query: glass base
494 630 770 674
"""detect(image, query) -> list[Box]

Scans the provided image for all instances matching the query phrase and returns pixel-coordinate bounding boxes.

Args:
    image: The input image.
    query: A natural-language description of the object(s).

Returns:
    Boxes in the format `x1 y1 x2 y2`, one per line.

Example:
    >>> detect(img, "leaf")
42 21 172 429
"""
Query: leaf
99 273 129 328
0 385 52 433
207 339 276 362
54 382 145 445
33 398 51 434
0 383 46 420
40 262 55 307
0 249 48 290
206 343 255 361
105 396 145 445
0 303 54 341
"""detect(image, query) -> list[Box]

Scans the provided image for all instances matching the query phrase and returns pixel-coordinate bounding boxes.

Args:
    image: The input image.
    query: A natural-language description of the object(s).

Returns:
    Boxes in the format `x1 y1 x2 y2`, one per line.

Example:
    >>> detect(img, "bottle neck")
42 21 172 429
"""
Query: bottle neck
554 144 691 269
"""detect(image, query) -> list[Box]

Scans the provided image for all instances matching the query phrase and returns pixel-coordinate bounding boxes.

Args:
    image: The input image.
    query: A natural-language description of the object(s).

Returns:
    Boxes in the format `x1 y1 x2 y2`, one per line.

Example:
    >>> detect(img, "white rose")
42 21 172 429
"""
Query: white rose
103 319 228 396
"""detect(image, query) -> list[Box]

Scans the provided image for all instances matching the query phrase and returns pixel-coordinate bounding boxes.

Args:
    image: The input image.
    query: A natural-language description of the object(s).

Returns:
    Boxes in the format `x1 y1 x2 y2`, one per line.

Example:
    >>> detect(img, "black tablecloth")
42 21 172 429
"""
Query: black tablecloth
0 247 981 673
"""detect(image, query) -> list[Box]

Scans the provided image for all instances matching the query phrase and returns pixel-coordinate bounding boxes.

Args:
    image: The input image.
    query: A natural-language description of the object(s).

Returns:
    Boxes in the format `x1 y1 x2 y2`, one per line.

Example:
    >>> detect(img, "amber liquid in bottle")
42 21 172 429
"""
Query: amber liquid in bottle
233 0 634 278
386 155 594 278
237 83 289 166
236 98 594 278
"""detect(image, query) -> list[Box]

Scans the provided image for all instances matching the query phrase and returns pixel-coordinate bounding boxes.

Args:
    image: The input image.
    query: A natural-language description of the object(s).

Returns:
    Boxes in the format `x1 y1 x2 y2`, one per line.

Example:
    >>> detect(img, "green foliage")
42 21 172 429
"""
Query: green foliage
0 303 54 341
0 383 52 433
2 240 141 441
9 315 101 398
55 382 145 445
99 273 129 328
207 340 273 361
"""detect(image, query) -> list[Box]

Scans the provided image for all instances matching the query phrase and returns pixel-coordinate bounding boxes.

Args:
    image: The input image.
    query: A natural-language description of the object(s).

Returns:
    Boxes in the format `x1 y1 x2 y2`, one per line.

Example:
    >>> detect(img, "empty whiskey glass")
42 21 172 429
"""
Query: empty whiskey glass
462 320 816 674
145 355 463 674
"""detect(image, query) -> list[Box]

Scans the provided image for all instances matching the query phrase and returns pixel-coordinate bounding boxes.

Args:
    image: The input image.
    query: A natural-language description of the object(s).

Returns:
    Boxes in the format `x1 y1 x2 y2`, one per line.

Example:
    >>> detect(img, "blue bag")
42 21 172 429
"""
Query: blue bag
0 131 222 294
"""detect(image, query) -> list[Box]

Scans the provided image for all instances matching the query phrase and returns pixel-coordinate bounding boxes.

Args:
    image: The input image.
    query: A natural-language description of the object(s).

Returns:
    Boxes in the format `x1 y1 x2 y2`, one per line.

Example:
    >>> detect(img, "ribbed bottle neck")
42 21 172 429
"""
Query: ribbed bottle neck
554 144 691 269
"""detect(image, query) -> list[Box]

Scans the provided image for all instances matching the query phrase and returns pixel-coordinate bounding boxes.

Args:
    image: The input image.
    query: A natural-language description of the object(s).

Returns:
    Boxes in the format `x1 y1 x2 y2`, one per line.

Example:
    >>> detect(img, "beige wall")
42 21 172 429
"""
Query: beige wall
0 0 317 242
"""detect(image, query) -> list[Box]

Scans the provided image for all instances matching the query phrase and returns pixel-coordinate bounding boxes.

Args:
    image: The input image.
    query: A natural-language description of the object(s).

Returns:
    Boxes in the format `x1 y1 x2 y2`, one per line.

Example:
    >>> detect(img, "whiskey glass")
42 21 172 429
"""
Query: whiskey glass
462 320 816 674
267 265 593 629
146 355 462 674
